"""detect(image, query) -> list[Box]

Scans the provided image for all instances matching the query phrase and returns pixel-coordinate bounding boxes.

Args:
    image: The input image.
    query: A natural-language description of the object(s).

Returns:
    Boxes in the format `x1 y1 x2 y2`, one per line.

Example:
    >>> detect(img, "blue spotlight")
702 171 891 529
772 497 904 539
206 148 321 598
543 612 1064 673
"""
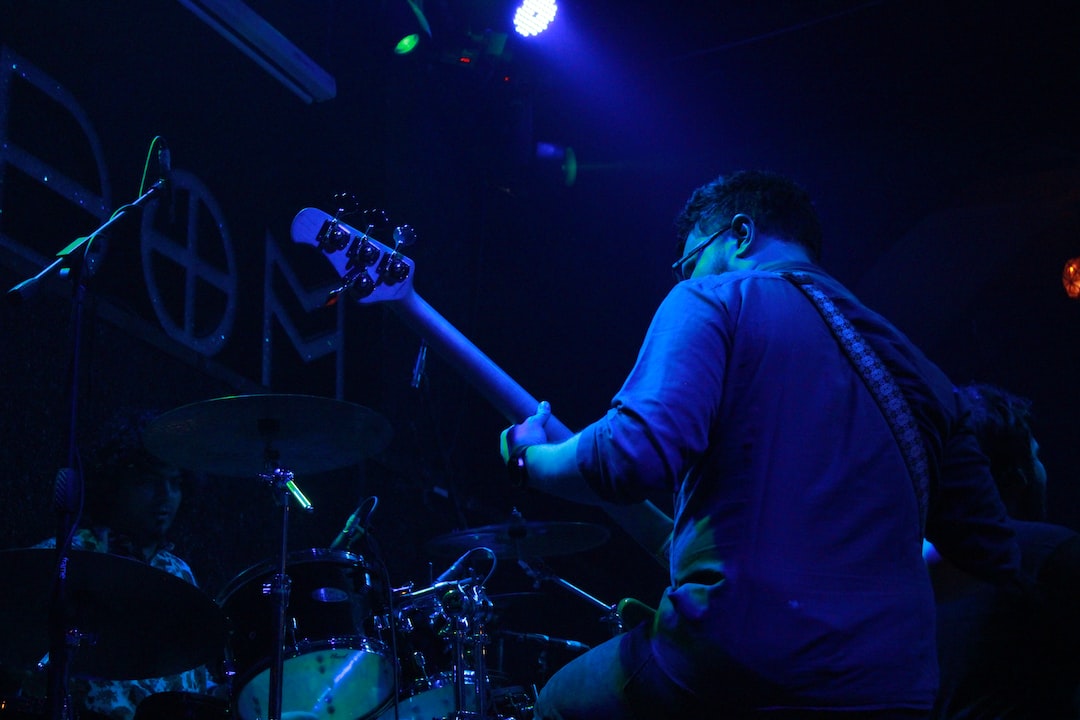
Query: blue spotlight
513 0 557 37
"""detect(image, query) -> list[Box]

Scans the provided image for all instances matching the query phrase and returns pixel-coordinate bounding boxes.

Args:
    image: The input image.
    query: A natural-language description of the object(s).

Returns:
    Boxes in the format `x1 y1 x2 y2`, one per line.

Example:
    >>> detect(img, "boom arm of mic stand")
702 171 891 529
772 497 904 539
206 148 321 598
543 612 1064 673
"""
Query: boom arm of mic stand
6 178 169 307
15 174 168 720
517 559 613 614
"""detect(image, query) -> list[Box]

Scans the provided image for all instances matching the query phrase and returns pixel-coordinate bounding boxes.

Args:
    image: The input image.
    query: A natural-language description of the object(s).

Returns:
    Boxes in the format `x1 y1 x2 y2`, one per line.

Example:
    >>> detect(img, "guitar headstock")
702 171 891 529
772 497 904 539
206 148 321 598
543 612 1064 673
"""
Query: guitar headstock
291 207 416 305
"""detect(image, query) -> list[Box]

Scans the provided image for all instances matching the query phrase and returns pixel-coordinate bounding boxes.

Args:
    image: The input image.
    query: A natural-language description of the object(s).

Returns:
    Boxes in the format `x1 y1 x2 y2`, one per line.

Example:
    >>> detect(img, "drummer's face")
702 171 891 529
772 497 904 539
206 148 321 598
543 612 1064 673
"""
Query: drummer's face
114 462 183 542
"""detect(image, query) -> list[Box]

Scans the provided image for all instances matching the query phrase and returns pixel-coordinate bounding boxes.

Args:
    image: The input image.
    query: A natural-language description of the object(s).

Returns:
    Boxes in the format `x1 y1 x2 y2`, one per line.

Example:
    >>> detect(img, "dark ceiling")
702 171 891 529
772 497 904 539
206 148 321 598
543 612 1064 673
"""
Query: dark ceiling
1 0 1078 619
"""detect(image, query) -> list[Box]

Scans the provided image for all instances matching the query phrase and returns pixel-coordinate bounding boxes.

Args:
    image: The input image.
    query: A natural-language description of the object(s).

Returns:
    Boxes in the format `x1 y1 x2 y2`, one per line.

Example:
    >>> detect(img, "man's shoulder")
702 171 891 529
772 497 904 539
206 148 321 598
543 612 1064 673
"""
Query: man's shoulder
677 266 810 300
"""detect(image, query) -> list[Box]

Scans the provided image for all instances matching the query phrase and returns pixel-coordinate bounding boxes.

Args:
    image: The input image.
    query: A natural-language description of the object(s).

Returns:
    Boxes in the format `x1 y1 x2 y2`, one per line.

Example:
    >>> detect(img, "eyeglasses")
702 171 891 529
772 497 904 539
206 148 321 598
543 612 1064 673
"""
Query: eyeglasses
670 223 731 282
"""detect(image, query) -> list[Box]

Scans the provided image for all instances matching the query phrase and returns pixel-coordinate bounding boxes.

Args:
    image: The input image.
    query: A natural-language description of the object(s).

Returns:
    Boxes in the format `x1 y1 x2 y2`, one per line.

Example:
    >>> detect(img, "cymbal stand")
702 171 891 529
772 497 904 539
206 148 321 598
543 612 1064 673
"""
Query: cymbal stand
445 583 492 719
258 443 314 720
517 559 623 633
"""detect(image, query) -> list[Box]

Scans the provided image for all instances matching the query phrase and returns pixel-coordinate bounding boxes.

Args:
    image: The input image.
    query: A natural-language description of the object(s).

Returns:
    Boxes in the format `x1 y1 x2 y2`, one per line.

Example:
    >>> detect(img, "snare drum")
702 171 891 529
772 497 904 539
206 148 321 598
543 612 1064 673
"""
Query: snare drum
217 549 394 720
376 670 483 720
378 586 494 720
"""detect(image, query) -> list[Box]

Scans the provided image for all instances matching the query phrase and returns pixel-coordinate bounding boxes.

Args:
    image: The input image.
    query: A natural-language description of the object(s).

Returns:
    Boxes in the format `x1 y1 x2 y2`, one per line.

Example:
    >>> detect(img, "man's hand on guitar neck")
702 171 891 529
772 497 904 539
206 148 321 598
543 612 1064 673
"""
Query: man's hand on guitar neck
500 400 594 504
500 401 675 568
500 400 553 464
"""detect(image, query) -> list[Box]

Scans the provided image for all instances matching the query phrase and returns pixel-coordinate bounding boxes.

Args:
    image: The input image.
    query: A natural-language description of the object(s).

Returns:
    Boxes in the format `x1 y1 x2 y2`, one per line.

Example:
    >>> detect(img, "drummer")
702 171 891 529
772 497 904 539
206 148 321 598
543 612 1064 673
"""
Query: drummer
27 409 220 720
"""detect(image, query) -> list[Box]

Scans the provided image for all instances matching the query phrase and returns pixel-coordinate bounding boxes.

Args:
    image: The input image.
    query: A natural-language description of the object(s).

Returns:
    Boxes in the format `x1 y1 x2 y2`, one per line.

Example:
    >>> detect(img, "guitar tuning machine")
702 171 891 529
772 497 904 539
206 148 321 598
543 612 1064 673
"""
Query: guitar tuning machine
374 224 415 285
345 235 380 269
346 271 377 299
317 219 352 253
378 254 411 285
326 269 377 305
318 196 376 253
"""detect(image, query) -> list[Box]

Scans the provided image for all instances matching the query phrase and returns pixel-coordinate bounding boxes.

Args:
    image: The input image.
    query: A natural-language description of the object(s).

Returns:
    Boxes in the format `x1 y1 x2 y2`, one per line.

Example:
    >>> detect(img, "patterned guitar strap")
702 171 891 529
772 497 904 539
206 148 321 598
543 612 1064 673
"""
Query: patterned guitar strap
781 271 930 533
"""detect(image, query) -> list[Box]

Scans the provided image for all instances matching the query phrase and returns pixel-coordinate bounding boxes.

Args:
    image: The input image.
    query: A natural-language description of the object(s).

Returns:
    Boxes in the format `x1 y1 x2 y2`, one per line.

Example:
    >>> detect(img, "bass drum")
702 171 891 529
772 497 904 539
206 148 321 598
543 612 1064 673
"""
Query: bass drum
375 679 534 720
218 549 394 720
376 669 481 720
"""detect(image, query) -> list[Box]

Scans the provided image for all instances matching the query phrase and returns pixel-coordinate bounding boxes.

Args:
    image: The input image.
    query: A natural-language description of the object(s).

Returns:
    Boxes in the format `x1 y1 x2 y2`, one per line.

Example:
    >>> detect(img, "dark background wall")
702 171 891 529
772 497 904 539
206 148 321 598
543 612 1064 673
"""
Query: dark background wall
2 0 1078 677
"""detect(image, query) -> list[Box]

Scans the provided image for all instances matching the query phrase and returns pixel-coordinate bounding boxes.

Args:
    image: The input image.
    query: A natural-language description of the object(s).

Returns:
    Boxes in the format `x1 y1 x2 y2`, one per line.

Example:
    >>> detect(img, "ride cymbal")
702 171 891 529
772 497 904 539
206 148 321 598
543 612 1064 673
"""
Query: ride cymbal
425 520 610 559
143 394 392 477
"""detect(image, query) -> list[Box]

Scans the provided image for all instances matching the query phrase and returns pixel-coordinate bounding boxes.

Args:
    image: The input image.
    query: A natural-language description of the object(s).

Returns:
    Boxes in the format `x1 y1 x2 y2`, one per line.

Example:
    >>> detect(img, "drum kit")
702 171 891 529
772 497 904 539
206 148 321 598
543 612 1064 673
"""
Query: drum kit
0 394 624 720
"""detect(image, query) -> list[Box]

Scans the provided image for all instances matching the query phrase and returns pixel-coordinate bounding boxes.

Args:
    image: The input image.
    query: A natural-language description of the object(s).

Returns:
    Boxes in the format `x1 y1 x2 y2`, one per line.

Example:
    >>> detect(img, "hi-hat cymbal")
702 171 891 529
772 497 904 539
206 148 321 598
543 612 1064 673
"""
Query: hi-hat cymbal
425 520 610 559
144 394 392 477
0 549 227 680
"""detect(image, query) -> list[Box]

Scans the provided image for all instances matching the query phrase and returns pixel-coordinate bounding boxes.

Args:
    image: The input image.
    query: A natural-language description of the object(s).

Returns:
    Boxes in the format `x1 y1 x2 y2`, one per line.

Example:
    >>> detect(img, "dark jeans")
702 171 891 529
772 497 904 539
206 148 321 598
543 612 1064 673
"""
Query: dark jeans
532 623 929 720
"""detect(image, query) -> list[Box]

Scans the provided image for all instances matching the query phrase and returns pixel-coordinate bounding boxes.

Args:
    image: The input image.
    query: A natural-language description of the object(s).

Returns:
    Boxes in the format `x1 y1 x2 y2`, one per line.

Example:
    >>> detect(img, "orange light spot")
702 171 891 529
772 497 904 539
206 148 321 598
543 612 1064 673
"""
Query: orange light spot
1063 256 1080 299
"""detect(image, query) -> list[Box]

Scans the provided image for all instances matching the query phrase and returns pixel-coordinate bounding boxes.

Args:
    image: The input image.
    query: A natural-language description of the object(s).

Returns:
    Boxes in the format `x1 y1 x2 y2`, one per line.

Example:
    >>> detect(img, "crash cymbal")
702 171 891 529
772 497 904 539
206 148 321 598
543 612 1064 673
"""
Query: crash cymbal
143 394 392 477
425 520 610 559
0 548 227 680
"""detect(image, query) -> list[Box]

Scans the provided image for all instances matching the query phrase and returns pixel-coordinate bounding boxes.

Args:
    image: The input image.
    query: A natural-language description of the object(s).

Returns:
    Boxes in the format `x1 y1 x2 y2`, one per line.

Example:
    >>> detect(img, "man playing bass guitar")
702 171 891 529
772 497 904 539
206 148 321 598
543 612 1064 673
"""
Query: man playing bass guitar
499 170 1022 720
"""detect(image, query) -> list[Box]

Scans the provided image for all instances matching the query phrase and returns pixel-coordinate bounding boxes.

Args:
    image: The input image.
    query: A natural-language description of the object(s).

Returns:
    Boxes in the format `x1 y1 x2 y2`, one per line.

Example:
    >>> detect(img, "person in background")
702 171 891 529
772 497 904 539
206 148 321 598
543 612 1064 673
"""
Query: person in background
28 410 219 720
927 383 1080 718
499 170 1022 719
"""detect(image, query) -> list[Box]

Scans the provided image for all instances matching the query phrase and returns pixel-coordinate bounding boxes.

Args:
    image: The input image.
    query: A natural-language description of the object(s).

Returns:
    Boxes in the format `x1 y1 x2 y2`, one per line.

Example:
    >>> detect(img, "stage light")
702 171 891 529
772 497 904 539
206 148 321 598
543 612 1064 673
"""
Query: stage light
395 33 421 55
513 0 557 37
391 0 432 56
536 142 577 187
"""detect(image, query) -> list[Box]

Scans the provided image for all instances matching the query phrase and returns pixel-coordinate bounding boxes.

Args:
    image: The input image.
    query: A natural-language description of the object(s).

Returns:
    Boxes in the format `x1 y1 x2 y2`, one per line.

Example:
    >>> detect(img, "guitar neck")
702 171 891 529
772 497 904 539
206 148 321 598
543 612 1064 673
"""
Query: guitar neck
392 291 673 568
288 205 671 566
394 292 573 442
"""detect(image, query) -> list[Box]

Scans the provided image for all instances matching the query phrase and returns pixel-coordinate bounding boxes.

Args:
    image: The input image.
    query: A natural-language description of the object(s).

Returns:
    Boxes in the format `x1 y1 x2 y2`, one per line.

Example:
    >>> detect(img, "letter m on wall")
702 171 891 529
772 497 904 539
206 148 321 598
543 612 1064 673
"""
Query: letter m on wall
263 231 346 397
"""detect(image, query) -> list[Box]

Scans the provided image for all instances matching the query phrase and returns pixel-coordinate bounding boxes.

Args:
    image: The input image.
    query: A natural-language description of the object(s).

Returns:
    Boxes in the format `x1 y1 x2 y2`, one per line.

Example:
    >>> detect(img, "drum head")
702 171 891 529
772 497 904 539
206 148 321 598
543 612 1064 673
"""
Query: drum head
216 549 374 604
376 671 477 720
219 550 393 720
233 639 394 720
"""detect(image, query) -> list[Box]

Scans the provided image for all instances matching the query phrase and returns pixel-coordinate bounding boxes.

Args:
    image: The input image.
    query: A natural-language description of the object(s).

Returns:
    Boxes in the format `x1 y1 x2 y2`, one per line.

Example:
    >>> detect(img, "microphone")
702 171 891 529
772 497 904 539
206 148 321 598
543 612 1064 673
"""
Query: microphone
156 139 174 223
410 340 428 390
499 630 590 653
330 498 371 550
434 547 488 584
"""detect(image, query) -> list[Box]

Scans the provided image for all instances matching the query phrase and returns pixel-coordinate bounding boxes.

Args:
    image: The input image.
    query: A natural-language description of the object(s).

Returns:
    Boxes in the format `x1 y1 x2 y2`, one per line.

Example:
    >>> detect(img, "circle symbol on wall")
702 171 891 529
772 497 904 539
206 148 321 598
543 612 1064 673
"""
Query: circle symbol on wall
140 169 238 356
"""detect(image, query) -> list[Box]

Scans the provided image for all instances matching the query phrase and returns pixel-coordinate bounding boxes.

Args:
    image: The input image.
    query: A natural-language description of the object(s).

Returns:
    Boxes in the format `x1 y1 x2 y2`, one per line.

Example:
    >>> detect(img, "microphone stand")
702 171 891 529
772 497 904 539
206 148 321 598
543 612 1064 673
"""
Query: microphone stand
516 559 624 633
6 178 168 307
257 440 314 720
4 177 170 720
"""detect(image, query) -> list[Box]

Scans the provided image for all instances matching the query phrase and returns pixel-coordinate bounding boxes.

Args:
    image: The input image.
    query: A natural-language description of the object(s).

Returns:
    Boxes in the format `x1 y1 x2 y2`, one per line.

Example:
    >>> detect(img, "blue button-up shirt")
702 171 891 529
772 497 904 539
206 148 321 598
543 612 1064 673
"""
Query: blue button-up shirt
576 261 1019 711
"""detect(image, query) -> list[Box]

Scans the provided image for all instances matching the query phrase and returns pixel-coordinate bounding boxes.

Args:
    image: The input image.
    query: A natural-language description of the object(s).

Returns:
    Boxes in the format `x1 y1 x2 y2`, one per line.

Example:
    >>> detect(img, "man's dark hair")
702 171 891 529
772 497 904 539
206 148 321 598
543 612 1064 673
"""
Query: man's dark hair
674 170 823 262
83 408 194 524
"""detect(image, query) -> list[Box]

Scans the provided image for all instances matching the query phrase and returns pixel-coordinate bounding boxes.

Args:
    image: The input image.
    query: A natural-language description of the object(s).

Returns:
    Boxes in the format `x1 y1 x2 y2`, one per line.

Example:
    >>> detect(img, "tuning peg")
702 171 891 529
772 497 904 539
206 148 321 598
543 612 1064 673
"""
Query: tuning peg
346 236 380 268
317 220 352 253
380 254 411 285
347 272 376 299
